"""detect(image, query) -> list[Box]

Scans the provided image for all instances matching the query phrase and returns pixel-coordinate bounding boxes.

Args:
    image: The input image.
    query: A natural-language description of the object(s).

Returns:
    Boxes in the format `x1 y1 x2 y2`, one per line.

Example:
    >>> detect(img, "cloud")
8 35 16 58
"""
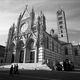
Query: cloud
66 8 80 21
0 12 18 33
0 34 8 46
68 29 80 43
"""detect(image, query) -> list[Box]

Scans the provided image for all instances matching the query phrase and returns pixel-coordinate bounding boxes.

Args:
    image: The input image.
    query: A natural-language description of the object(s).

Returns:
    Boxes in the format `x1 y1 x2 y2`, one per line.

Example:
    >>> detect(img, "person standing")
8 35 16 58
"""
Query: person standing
16 64 19 74
14 64 16 74
9 65 13 75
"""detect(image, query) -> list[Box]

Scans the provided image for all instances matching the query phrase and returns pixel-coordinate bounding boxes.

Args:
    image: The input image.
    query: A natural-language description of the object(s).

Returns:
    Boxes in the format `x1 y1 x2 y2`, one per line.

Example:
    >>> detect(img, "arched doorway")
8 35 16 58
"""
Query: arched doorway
10 43 15 63
27 39 35 63
16 40 24 50
11 54 14 63
30 51 35 63
19 50 24 63
17 40 24 63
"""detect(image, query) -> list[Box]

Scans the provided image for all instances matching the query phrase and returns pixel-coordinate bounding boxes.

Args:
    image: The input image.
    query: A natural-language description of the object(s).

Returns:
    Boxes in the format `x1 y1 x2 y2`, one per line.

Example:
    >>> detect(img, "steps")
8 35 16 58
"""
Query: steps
0 63 52 71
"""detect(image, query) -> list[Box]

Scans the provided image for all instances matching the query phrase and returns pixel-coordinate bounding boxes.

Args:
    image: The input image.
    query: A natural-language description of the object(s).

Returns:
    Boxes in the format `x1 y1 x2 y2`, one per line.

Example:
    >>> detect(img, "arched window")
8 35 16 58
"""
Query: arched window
27 39 34 49
74 48 78 56
59 21 63 24
11 54 14 63
46 37 49 49
61 30 63 33
60 26 63 29
52 41 54 51
58 17 62 20
64 47 68 55
61 34 63 37
57 44 58 53
19 50 24 63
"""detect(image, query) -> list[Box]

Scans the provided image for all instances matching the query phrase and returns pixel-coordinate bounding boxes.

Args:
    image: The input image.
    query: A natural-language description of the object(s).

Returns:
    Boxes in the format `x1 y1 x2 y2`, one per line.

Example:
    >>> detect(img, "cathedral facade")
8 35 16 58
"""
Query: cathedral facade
5 7 80 68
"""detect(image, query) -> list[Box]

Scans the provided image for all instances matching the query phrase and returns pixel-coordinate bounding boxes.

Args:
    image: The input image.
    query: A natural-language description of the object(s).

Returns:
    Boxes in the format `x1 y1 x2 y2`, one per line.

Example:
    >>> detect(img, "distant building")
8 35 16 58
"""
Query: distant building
0 45 5 64
73 44 80 67
5 6 80 68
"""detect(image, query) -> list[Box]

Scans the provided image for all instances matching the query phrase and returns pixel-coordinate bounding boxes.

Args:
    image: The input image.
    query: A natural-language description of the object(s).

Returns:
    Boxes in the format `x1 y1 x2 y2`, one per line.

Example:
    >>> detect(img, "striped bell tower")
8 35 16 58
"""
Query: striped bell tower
57 9 69 43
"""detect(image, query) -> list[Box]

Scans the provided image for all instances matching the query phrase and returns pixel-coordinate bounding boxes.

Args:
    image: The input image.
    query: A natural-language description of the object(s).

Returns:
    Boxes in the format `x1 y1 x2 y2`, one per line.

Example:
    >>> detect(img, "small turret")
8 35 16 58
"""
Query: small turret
37 16 40 31
50 29 58 39
30 8 35 27
39 11 46 31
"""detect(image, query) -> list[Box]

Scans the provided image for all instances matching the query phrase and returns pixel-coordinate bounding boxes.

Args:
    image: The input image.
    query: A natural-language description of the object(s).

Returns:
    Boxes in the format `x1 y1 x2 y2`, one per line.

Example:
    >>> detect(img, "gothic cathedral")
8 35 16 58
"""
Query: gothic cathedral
5 6 80 68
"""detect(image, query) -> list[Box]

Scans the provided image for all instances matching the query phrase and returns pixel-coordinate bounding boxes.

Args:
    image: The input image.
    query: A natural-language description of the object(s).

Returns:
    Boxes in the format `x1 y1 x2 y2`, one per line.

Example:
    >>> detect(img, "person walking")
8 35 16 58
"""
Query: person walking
16 64 19 74
14 64 16 74
13 64 19 74
9 65 13 76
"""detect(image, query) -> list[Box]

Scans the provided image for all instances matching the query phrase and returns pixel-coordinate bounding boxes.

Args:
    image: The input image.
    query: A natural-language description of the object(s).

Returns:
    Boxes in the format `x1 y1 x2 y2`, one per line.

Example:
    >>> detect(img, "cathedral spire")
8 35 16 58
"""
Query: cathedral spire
30 7 35 20
21 5 28 19
39 11 46 31
30 7 35 28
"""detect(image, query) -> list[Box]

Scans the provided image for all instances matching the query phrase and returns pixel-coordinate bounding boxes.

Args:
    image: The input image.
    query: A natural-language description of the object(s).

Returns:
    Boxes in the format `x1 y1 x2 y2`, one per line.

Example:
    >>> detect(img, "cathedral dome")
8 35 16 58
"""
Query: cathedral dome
50 29 54 36
50 29 58 39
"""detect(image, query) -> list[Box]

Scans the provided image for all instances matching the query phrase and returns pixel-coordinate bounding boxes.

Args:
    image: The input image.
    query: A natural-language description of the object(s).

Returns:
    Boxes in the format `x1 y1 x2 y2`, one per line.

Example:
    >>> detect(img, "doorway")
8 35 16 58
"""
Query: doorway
30 51 35 63
11 54 14 63
19 50 24 63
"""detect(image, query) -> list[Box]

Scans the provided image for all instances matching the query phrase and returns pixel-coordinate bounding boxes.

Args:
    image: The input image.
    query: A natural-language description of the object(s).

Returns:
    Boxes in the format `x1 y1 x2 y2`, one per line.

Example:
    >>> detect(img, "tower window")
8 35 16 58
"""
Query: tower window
60 26 63 28
59 21 63 24
61 35 63 37
61 30 63 33
58 17 62 20
57 11 62 15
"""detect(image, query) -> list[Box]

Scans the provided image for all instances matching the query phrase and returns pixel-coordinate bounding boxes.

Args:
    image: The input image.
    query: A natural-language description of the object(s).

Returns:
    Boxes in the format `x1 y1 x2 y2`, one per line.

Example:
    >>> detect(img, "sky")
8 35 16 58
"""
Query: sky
0 0 80 46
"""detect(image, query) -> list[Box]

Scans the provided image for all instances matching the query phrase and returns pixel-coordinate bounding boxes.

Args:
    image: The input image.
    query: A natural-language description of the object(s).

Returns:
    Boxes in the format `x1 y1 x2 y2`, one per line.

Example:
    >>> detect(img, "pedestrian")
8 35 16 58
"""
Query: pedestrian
70 62 74 71
9 65 13 76
56 62 62 71
14 64 16 74
63 60 66 71
16 64 19 74
52 64 55 71
63 59 70 71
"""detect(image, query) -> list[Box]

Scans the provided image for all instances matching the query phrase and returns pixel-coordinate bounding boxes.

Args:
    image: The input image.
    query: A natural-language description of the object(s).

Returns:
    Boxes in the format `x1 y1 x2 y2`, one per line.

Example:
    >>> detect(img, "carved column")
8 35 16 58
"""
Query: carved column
23 36 27 63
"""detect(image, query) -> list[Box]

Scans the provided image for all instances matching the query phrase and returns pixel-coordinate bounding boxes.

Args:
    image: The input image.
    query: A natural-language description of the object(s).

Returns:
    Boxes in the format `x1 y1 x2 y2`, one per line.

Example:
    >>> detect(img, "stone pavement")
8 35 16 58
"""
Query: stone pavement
0 69 80 80
0 70 59 80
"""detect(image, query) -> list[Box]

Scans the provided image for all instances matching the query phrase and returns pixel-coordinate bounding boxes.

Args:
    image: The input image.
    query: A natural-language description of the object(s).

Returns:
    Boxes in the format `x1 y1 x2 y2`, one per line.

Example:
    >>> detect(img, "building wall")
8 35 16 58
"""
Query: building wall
43 32 63 65
73 45 80 67
0 45 5 64
61 43 73 62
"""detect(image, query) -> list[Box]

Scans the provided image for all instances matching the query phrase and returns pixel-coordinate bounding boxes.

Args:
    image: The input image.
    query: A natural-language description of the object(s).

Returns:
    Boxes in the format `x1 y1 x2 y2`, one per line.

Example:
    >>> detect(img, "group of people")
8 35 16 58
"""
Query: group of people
54 59 74 71
63 59 74 71
9 64 19 75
